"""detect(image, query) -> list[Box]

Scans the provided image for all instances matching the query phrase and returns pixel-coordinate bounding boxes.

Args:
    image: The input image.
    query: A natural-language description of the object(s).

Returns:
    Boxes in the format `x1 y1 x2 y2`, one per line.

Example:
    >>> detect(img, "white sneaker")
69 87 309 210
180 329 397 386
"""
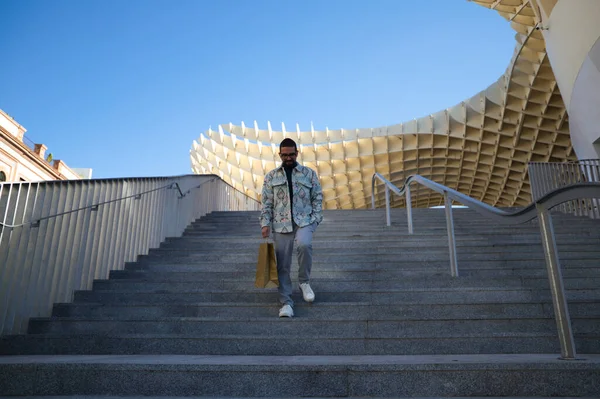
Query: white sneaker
299 283 315 303
279 304 294 318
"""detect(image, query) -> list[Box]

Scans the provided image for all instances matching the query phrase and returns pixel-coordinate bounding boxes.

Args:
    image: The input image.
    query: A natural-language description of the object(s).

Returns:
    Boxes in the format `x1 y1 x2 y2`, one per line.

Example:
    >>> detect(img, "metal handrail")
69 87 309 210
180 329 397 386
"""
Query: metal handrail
371 172 600 360
0 178 217 229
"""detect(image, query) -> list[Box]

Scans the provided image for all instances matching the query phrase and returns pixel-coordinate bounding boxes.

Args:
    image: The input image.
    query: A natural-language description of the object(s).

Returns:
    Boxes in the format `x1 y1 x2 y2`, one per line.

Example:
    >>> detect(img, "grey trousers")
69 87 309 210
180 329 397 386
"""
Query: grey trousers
273 222 317 306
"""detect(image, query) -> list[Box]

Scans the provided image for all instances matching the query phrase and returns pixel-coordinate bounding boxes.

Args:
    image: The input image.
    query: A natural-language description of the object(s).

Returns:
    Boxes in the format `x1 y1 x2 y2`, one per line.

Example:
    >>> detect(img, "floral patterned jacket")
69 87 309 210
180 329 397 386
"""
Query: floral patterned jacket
260 163 323 233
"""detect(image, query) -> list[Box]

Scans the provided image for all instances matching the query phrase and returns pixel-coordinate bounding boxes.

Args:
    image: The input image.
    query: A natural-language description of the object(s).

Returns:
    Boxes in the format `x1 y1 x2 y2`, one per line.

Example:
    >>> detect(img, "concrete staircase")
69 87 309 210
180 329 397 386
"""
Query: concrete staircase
1 208 600 397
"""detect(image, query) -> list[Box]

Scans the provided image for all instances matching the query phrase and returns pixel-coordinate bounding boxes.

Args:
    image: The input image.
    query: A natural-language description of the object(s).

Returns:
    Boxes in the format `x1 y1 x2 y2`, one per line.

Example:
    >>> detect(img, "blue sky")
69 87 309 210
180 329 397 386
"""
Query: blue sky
0 0 515 179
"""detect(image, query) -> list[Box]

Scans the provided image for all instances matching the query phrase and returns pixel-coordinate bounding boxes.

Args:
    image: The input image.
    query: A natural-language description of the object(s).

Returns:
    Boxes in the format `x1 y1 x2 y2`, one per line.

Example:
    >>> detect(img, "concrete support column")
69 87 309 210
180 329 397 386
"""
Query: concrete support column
541 0 600 159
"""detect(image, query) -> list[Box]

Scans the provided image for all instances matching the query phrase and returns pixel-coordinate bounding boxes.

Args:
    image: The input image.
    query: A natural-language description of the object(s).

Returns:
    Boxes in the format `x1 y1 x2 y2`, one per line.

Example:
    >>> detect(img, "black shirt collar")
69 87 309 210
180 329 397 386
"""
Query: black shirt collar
282 161 298 171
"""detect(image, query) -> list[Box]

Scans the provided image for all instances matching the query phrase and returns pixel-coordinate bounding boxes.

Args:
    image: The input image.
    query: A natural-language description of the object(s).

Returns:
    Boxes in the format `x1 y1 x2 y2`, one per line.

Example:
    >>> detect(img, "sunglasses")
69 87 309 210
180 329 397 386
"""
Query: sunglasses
280 152 297 158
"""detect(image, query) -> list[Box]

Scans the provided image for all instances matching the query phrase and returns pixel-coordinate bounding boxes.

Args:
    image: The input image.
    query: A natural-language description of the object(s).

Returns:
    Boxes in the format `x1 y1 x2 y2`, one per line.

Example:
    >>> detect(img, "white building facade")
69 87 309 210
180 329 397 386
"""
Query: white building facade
0 109 83 183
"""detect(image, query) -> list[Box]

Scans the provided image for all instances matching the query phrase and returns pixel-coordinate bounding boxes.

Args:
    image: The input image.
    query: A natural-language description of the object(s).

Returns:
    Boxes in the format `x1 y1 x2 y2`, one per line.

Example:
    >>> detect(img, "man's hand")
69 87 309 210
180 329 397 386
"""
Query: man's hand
261 226 270 238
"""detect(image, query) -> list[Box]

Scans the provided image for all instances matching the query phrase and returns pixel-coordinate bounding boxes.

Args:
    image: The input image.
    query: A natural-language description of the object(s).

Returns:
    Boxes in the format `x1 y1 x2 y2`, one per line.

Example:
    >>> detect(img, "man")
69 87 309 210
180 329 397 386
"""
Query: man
260 138 323 318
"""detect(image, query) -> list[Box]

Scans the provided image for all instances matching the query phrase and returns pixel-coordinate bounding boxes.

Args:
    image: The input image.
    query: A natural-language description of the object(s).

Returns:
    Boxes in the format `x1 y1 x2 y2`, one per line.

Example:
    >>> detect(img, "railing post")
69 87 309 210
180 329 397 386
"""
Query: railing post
371 175 377 210
385 186 391 227
536 204 577 360
444 191 458 277
371 190 375 209
405 184 413 234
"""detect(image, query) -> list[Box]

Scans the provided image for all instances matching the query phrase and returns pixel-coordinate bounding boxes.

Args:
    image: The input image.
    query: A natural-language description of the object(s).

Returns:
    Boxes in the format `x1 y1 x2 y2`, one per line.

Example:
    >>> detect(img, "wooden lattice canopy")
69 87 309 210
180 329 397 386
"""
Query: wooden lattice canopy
190 0 574 209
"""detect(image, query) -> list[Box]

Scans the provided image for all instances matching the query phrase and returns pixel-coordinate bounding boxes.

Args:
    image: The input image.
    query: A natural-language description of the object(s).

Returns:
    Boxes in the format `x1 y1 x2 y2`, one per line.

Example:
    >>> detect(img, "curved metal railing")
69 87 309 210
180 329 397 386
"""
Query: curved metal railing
371 172 600 360
373 173 600 225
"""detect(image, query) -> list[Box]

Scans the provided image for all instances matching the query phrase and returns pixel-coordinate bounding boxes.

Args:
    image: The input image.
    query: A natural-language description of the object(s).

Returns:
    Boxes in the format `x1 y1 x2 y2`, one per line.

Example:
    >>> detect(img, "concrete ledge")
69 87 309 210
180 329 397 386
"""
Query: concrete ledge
3 353 600 365
2 397 599 399
1 354 599 397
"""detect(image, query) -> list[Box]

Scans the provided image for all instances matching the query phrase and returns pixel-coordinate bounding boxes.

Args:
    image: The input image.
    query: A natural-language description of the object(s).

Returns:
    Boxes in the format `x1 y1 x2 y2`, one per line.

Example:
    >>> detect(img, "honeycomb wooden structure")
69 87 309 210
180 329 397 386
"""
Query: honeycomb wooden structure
190 0 575 209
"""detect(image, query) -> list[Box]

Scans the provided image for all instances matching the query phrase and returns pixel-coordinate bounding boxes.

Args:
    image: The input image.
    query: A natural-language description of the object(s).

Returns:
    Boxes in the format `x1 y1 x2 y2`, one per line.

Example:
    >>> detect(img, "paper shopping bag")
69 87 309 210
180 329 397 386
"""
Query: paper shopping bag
255 242 279 288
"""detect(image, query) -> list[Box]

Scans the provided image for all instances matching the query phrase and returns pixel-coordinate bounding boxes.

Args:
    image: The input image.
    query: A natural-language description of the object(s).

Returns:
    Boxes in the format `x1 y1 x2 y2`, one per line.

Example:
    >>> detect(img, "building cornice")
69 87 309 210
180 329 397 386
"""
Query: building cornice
0 127 65 180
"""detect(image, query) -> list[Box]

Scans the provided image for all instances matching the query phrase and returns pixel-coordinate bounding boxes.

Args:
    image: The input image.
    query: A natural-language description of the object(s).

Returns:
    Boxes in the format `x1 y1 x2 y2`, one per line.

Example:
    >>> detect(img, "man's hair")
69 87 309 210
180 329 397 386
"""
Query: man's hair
279 138 297 152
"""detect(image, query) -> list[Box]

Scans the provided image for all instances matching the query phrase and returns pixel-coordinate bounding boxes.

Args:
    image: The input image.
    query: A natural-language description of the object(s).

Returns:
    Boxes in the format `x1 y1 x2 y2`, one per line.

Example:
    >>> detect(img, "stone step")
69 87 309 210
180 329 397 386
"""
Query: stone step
90 277 600 292
124 258 600 271
139 251 600 263
5 334 600 356
109 267 600 281
9 396 594 399
158 242 600 258
71 288 600 305
51 301 600 320
184 223 559 229
192 227 598 235
187 231 599 239
197 210 597 219
91 277 525 291
148 245 600 256
189 212 596 220
163 238 600 250
191 214 599 223
160 237 600 248
1 354 599 397
25 317 600 336
186 224 599 233
199 222 598 232
10 397 591 399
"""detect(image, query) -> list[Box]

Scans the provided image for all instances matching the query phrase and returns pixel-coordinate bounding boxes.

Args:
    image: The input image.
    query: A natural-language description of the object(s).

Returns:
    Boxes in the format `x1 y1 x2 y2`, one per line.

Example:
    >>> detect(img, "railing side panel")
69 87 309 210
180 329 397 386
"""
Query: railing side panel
528 160 600 219
0 175 259 335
